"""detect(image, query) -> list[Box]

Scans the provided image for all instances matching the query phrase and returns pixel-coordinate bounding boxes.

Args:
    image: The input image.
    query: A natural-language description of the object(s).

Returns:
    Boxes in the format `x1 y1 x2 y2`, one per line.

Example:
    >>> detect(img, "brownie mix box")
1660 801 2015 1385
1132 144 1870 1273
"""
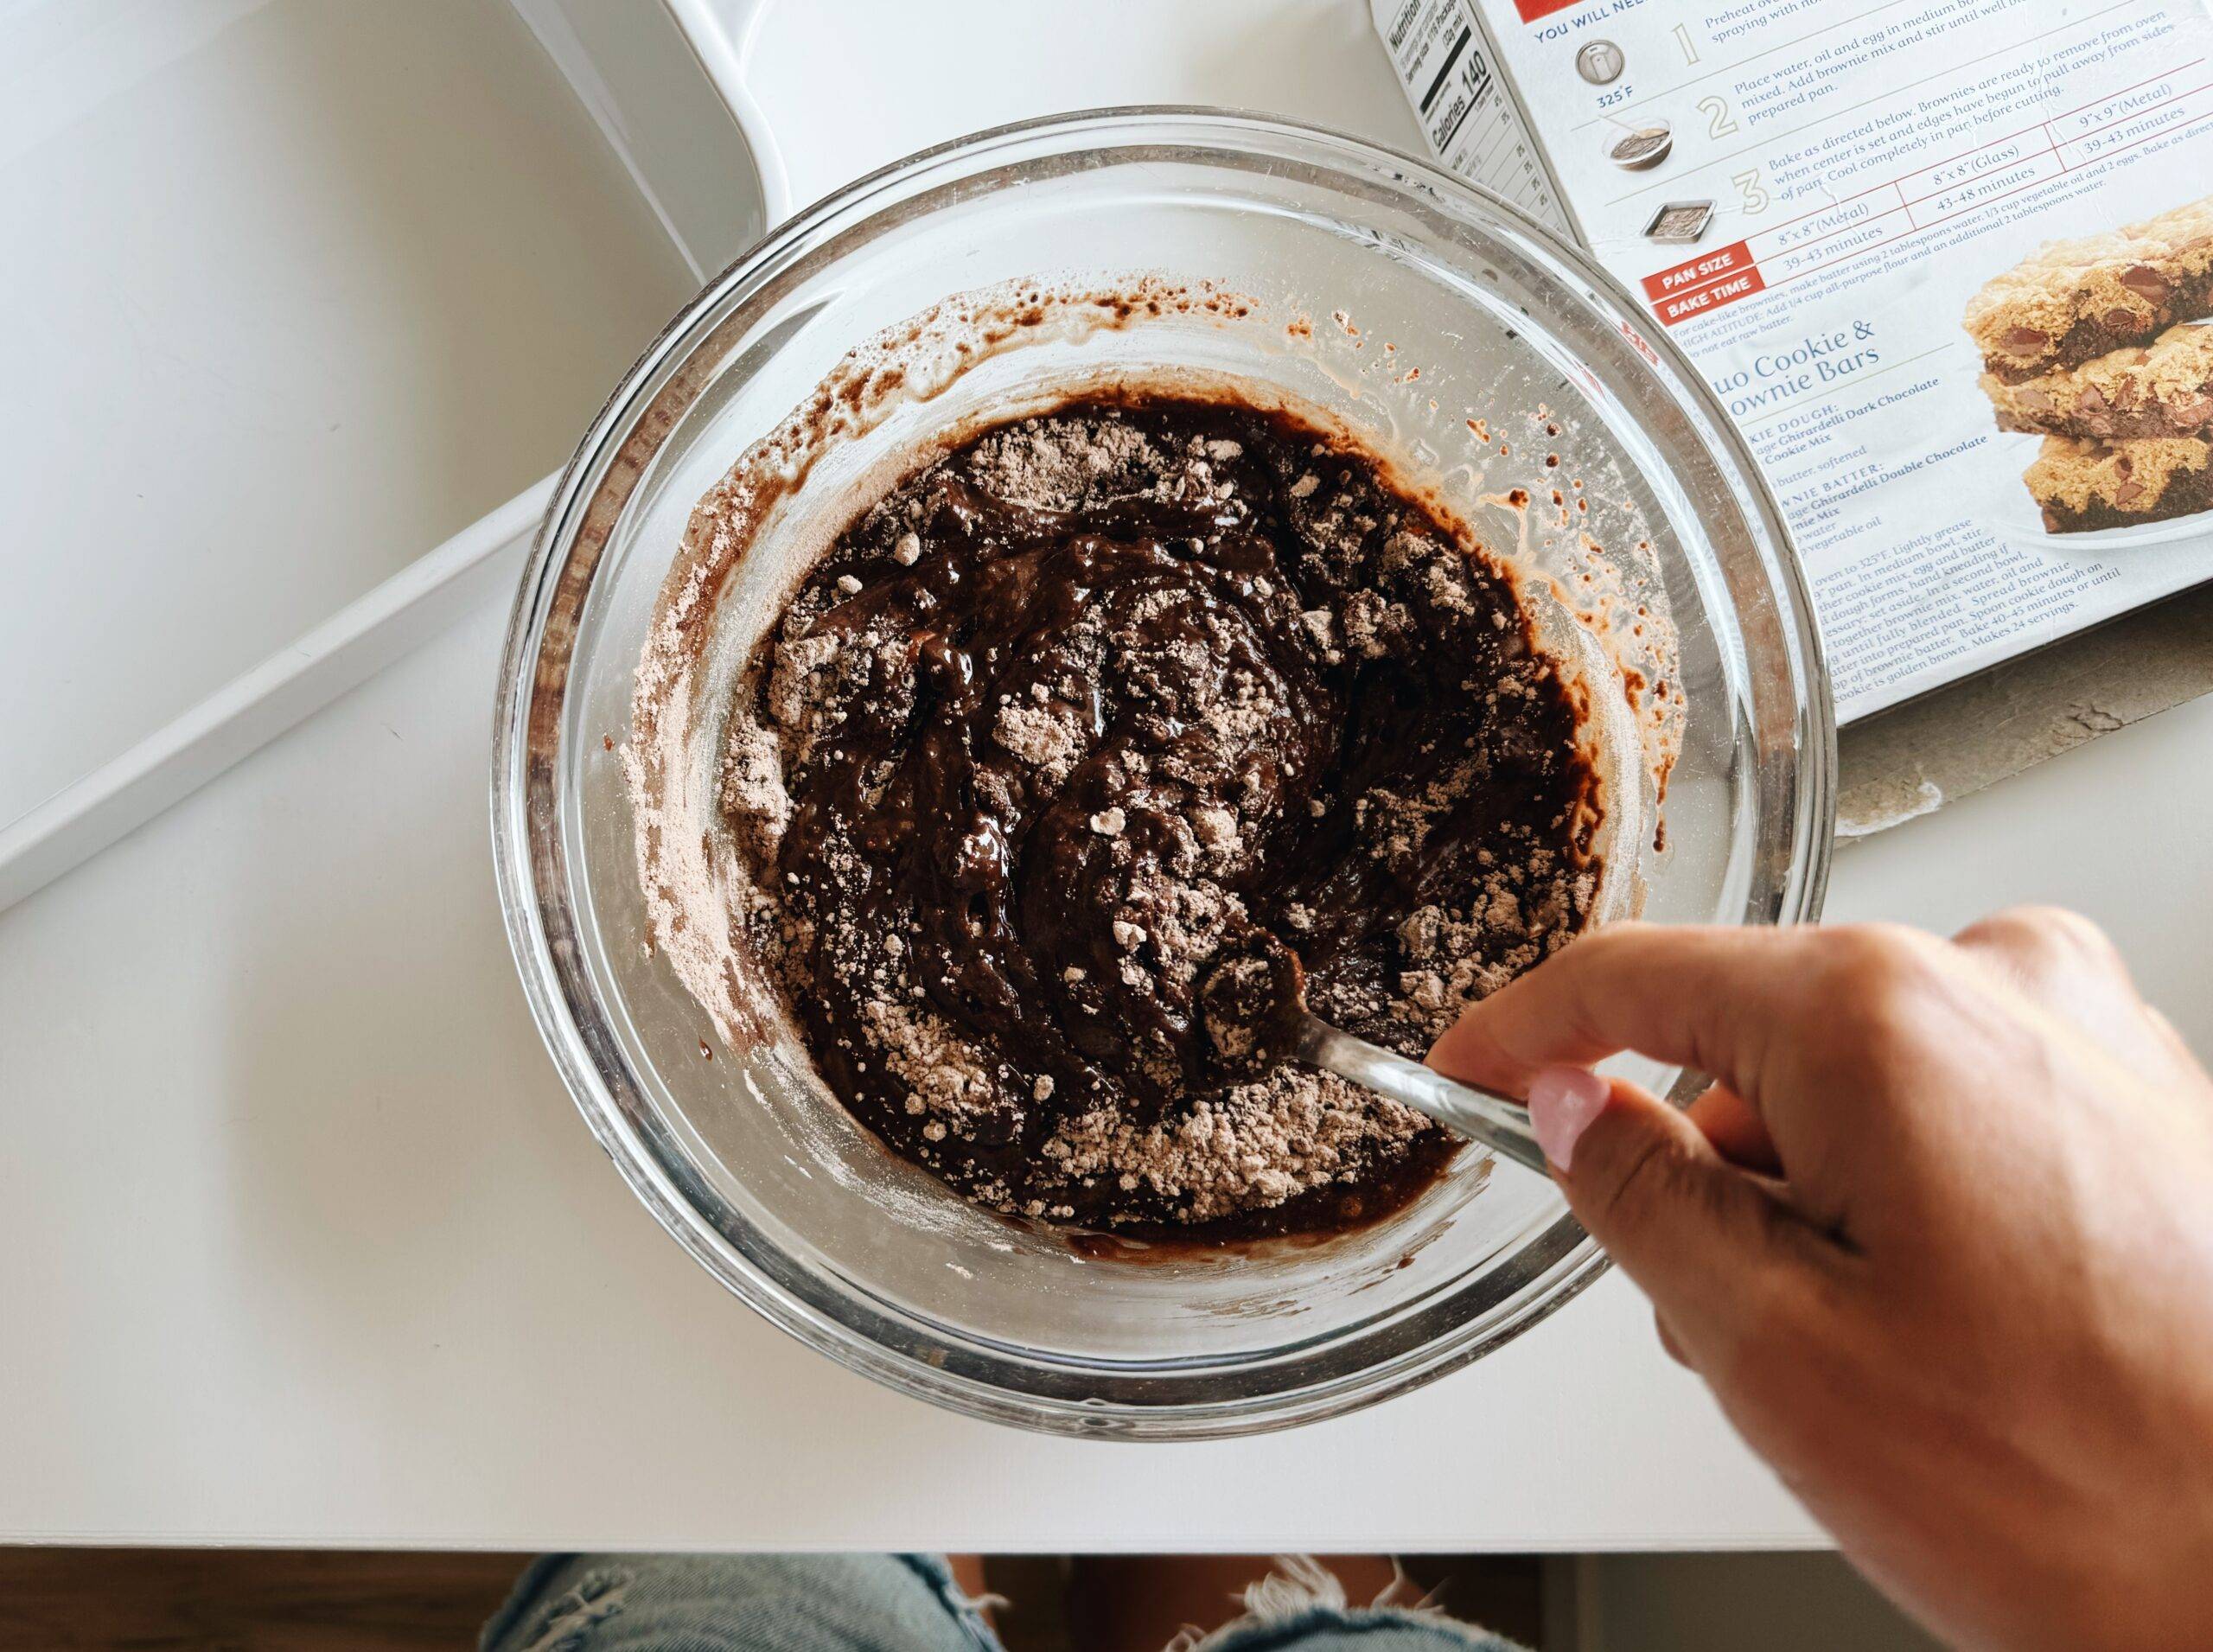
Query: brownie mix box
1374 0 2213 720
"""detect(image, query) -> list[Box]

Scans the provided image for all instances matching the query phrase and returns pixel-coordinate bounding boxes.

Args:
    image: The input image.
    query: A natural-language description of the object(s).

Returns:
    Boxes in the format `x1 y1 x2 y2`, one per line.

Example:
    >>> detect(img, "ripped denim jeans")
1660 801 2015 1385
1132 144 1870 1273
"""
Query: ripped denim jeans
480 1553 1526 1652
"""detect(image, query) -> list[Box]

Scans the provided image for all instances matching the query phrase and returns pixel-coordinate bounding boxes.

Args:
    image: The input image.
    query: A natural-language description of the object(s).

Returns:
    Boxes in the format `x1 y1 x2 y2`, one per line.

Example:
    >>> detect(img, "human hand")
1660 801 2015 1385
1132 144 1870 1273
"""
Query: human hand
1428 910 2213 1652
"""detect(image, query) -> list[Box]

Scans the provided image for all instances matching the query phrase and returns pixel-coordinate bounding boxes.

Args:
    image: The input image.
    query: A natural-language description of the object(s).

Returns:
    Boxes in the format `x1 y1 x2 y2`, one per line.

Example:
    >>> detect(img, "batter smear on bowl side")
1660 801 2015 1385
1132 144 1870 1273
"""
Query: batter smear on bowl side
720 393 1601 1240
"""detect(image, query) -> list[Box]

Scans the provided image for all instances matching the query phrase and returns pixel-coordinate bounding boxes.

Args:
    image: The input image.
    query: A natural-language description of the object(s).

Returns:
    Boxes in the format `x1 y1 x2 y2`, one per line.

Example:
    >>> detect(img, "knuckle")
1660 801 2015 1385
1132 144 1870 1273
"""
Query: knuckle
2020 904 2121 966
1826 921 1928 977
1955 906 2129 996
1568 919 1648 971
2011 902 2103 941
1559 921 1657 1028
1816 925 1939 1040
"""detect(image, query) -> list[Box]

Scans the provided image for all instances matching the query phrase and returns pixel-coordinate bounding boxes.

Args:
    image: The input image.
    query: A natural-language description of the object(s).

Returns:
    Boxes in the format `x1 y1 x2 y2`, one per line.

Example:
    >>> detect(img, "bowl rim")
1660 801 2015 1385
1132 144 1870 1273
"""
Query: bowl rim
490 104 1835 1440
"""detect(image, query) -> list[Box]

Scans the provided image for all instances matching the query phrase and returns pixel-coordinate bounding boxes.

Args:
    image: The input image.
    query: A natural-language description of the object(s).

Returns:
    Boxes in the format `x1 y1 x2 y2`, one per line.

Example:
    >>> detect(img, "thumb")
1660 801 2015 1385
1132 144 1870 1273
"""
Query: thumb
1529 1066 1833 1366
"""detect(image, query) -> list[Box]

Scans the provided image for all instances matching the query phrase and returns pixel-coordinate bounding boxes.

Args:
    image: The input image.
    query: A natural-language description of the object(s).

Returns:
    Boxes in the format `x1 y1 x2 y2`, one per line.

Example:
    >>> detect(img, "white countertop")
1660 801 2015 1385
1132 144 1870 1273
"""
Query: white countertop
5 587 2209 1550
0 0 689 829
6 0 2210 1554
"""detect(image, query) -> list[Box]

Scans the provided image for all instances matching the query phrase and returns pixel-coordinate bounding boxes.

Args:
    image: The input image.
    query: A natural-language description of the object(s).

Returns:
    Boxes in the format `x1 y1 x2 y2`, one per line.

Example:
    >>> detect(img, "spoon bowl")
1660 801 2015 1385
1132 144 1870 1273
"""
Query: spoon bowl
1296 1014 1550 1177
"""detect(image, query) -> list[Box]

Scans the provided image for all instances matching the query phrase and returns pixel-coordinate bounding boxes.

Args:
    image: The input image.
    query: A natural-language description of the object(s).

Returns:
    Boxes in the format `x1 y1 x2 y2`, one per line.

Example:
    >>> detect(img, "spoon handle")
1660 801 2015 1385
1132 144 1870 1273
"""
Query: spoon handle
1297 1015 1551 1176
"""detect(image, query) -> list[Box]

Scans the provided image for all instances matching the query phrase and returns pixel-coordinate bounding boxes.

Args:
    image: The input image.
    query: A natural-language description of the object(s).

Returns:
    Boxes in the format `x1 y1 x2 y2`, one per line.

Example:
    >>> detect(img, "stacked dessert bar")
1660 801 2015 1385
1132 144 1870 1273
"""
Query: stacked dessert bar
1965 195 2213 533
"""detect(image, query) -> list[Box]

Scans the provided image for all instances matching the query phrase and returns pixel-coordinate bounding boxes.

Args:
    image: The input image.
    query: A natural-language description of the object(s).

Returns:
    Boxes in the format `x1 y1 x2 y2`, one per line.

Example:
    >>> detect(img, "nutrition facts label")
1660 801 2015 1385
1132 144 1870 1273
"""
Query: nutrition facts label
1373 0 1572 234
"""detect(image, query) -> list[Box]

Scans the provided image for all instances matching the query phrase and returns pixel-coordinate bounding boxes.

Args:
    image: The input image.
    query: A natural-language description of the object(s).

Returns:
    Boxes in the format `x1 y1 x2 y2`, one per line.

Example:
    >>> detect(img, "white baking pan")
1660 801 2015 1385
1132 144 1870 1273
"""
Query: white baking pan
0 0 785 912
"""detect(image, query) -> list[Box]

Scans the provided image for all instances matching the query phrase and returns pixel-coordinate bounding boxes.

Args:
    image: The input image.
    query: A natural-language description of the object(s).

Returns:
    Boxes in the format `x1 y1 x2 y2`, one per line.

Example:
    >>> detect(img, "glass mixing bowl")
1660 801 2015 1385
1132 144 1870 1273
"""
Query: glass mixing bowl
492 109 1834 1439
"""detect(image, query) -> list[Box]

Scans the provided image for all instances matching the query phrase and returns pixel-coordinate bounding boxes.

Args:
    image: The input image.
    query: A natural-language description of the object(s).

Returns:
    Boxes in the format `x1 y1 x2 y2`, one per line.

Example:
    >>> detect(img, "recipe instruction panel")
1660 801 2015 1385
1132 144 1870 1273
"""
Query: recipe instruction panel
1386 0 2213 719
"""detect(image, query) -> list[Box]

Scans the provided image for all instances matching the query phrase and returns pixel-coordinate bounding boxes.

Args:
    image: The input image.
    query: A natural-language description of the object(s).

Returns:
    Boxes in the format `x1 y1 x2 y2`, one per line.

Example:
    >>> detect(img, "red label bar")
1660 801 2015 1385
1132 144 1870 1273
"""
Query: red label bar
1513 0 1585 19
1642 240 1754 302
1655 265 1767 326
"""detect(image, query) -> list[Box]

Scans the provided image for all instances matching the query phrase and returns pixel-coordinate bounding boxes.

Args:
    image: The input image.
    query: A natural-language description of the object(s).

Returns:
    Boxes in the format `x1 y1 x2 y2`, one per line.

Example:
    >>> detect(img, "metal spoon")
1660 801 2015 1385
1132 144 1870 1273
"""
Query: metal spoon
1198 940 1550 1174
1296 1014 1551 1176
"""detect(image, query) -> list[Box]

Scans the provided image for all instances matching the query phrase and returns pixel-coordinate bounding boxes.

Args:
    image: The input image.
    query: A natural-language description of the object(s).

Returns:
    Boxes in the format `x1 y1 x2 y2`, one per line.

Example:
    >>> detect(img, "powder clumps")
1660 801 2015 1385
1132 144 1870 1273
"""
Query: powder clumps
716 394 1600 1238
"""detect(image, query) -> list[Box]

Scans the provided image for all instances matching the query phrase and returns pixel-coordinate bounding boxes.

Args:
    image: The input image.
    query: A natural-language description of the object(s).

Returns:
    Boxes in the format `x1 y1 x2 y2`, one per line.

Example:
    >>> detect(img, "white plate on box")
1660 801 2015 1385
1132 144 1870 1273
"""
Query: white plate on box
1989 432 2213 552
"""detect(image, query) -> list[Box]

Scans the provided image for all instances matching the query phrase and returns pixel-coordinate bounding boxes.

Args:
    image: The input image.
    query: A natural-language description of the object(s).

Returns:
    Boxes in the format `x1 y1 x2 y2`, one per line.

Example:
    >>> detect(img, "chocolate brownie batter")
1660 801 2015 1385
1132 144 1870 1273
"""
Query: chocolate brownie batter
728 394 1598 1239
1200 931 1310 1076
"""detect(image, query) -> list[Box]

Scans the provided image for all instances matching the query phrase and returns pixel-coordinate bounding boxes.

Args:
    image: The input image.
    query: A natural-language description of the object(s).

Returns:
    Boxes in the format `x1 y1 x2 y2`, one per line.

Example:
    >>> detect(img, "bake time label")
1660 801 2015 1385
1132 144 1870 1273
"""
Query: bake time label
1375 0 2213 722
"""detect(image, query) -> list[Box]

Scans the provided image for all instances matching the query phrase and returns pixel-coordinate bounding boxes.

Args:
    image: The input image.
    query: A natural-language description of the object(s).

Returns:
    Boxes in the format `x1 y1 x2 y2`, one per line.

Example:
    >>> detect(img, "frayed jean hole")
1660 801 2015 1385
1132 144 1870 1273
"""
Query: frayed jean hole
519 1570 633 1652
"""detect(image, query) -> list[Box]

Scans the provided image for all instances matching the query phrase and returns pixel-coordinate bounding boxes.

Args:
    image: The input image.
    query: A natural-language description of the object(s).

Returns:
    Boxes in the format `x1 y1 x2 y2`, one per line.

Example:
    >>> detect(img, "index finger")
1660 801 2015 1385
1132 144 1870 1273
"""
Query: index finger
1425 922 1815 1105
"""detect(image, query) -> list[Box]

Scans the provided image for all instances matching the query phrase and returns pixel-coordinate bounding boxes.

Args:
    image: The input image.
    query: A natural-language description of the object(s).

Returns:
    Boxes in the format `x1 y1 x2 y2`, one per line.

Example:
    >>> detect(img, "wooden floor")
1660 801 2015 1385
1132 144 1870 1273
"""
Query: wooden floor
0 1549 526 1650
0 1550 1542 1651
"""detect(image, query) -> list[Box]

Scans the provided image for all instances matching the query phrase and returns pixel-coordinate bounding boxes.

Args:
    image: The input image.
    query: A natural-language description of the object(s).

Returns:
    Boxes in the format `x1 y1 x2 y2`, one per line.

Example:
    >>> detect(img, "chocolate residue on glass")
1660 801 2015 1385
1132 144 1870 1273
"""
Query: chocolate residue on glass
720 393 1600 1239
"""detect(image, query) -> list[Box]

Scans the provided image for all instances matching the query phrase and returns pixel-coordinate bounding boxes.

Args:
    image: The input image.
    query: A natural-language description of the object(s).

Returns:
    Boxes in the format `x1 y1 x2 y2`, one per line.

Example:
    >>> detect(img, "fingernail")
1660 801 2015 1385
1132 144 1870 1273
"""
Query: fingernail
1527 1065 1611 1171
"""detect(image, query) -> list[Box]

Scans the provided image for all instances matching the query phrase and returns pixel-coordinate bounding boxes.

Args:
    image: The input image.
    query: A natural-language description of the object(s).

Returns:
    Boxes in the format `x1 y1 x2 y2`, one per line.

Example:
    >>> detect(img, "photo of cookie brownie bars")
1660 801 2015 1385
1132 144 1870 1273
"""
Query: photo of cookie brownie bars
1983 322 2213 439
2022 434 2213 533
1964 195 2213 384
